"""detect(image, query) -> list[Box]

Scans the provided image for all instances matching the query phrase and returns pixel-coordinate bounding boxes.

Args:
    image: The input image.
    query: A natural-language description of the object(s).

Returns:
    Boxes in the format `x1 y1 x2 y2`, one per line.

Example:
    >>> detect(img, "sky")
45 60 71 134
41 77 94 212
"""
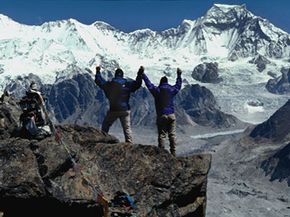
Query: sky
0 0 289 33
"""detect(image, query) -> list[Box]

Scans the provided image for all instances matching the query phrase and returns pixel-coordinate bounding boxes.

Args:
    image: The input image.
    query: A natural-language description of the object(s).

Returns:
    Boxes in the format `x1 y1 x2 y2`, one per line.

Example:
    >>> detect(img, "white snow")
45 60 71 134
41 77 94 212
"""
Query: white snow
245 104 264 113
191 129 245 139
0 4 290 124
214 4 241 9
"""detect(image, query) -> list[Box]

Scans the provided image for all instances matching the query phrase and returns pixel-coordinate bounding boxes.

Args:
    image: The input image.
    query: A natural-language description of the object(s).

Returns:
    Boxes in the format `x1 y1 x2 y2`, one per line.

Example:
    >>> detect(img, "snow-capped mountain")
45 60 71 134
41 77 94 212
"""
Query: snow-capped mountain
1 4 290 123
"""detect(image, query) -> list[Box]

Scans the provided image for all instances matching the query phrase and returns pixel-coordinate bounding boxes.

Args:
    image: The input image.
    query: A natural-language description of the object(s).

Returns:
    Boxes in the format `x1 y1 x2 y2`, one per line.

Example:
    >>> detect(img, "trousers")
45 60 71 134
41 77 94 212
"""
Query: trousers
157 113 176 156
102 110 133 143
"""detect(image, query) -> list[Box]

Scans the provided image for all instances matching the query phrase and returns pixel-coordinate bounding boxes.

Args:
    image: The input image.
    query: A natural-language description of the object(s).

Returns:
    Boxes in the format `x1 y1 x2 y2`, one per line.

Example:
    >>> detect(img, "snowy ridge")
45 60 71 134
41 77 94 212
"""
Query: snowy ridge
1 4 290 123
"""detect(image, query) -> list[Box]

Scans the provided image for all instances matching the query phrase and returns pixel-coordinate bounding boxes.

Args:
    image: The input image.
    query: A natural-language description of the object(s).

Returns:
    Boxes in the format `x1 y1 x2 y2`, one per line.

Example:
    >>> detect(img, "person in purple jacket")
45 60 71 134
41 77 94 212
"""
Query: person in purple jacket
141 66 182 156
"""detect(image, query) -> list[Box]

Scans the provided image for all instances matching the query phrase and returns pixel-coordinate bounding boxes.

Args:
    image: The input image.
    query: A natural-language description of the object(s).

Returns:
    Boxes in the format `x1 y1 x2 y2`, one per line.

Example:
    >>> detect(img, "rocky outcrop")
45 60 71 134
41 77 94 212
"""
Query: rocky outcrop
4 73 43 98
248 54 271 72
266 67 290 94
4 72 242 129
191 62 220 83
177 84 239 128
0 99 212 217
45 73 104 122
0 125 211 217
228 16 290 59
250 99 290 141
0 95 21 139
261 143 290 186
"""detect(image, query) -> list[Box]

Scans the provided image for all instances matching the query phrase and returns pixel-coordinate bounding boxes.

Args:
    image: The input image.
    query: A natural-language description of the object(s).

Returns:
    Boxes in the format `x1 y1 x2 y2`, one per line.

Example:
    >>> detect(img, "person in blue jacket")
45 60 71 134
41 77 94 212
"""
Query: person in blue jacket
95 66 143 143
142 67 182 156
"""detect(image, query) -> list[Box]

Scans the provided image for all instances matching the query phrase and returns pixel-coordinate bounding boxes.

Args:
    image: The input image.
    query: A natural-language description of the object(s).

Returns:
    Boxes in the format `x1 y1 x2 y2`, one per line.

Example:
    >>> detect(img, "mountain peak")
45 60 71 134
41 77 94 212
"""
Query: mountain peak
202 3 254 27
213 3 246 11
205 3 253 19
0 14 10 21
130 28 156 37
0 14 16 25
92 21 116 31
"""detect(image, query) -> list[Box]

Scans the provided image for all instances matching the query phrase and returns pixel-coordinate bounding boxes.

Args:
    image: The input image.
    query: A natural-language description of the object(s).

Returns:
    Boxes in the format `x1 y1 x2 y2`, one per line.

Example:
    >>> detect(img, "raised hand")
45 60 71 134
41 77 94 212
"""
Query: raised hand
96 66 101 73
138 66 144 76
177 68 182 76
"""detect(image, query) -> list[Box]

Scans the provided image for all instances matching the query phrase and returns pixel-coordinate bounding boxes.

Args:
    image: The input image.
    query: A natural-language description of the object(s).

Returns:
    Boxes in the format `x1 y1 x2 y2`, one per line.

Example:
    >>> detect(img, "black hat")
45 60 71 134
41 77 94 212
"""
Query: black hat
115 68 124 78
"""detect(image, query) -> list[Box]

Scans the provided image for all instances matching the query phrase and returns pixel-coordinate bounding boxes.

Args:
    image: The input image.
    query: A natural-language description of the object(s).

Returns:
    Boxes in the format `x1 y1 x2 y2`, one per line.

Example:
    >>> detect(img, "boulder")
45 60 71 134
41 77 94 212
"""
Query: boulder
191 62 220 83
248 54 271 72
0 95 21 139
266 67 290 94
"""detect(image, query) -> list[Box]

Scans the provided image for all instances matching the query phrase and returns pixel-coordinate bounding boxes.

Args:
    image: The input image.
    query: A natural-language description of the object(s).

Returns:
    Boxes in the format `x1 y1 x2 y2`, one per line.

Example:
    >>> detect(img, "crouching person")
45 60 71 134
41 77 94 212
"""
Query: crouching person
19 81 51 139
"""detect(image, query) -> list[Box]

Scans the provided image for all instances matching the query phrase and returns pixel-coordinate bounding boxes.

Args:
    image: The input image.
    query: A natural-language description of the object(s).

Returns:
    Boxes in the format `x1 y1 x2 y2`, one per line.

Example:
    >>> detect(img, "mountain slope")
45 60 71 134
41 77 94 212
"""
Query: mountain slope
0 4 290 84
1 4 290 124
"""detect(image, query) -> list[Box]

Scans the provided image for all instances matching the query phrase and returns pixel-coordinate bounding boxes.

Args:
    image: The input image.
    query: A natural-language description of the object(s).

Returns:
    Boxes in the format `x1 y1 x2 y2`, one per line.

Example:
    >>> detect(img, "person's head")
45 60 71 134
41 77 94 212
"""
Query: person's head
30 81 38 91
159 76 168 86
115 68 124 78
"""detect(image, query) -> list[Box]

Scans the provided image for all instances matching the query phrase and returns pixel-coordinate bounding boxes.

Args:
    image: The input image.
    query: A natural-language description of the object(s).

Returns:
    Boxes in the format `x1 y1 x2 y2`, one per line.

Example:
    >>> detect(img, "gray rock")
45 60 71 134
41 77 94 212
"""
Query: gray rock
267 71 278 78
248 54 271 72
0 125 211 217
4 73 43 99
250 99 290 142
45 73 103 122
0 97 21 139
5 73 242 130
266 68 290 94
191 62 221 83
229 17 290 60
261 143 290 186
0 99 212 217
176 84 239 128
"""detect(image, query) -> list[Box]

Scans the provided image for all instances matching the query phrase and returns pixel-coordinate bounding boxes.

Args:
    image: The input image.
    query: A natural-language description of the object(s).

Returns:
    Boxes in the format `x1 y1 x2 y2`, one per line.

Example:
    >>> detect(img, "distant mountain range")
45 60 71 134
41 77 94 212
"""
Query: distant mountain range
1 4 290 124
1 4 289 83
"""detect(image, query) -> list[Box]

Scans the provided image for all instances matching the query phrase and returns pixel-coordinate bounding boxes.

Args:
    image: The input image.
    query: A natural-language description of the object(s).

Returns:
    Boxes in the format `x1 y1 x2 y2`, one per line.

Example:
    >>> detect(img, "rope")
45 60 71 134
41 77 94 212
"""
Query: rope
45 109 137 217
46 114 110 217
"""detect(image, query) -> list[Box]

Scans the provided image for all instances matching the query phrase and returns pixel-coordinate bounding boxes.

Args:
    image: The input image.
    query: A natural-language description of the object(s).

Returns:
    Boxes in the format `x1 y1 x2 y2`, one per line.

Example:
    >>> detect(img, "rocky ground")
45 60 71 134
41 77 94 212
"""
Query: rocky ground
112 124 290 217
0 99 211 217
206 134 290 217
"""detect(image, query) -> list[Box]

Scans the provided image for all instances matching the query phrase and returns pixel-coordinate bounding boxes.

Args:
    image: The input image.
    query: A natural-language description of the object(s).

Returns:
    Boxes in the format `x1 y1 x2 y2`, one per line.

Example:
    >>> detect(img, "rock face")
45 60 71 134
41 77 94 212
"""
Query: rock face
261 143 290 186
4 72 243 130
44 73 240 129
45 73 104 122
0 100 212 217
177 84 239 128
250 99 290 141
0 96 21 139
4 73 43 98
248 54 271 72
191 62 220 83
266 67 290 94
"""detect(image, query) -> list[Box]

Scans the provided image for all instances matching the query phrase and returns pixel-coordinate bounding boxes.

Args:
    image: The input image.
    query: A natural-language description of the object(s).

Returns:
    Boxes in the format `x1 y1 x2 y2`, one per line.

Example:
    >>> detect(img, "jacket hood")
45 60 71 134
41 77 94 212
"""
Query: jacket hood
159 76 168 86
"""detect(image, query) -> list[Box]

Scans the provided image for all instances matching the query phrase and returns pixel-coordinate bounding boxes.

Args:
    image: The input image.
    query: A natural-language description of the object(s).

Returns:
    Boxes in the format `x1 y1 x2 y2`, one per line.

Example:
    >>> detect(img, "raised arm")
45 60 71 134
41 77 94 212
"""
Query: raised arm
94 66 107 89
142 70 158 96
172 68 182 95
128 66 143 92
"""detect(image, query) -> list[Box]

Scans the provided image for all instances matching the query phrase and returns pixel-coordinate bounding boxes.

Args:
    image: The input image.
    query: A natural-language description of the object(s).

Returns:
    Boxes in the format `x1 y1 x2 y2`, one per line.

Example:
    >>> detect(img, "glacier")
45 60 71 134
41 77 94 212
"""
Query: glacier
0 4 290 124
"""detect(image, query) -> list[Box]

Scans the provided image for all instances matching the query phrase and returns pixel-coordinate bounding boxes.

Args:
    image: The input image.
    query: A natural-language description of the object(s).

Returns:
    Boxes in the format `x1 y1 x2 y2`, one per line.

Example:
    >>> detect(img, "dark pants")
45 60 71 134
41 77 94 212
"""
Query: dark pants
102 110 133 143
157 114 176 156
